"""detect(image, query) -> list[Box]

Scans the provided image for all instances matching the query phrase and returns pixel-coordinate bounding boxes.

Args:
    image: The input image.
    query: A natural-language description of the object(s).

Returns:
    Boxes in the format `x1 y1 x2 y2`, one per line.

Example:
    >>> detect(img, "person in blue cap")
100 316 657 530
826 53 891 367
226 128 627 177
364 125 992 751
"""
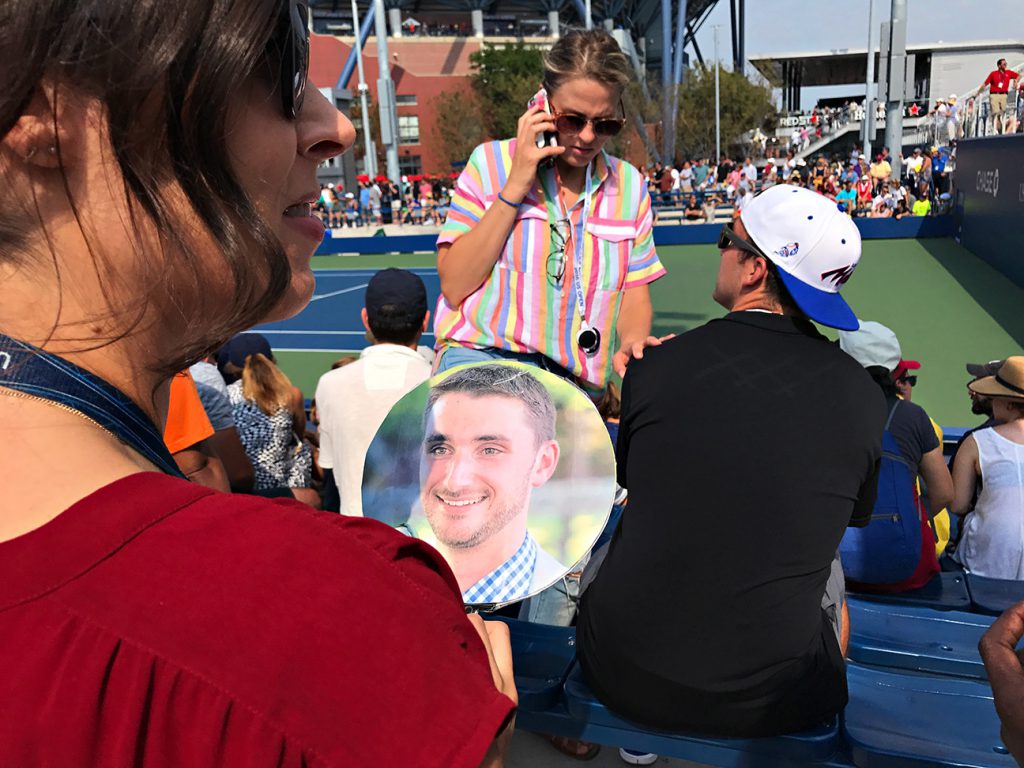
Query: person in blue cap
577 185 887 752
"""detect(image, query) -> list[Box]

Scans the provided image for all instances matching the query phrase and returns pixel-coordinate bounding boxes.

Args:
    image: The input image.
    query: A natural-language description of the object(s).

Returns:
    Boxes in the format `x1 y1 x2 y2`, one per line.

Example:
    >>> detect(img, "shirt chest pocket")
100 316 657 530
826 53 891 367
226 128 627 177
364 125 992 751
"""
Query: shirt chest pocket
585 218 635 292
499 203 549 273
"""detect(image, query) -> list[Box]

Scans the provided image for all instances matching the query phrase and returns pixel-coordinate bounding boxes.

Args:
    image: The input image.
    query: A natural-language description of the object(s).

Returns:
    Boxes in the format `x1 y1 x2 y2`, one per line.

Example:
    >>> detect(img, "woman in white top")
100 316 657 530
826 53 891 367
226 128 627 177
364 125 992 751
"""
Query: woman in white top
952 356 1024 579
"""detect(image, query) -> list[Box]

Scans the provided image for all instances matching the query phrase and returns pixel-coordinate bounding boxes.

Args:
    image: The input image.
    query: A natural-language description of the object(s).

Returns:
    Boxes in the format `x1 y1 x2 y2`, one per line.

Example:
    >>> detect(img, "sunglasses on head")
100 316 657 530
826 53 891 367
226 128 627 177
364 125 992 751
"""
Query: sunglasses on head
271 0 309 119
551 100 626 138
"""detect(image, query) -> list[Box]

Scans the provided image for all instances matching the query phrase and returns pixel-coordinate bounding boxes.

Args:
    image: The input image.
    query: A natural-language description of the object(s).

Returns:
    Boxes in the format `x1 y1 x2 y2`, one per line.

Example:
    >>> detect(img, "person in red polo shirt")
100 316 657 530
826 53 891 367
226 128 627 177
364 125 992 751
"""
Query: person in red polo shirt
981 58 1020 134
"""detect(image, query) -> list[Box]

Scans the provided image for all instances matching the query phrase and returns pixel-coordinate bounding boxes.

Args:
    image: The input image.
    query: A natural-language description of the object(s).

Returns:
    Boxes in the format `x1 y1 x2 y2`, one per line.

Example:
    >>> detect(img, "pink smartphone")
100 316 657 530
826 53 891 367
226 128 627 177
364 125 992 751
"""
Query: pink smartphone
528 88 558 153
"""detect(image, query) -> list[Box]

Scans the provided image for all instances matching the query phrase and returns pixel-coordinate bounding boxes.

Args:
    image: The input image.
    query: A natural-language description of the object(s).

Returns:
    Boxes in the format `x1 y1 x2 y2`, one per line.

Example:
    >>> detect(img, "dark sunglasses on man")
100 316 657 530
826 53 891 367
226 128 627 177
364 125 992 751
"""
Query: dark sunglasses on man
271 0 310 119
898 375 918 387
717 223 765 258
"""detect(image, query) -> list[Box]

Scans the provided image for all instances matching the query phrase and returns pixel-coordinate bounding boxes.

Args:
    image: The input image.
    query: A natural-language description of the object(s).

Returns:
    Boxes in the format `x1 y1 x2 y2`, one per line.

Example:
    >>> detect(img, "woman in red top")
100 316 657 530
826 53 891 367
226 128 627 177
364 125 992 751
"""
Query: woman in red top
0 1 516 765
856 175 874 214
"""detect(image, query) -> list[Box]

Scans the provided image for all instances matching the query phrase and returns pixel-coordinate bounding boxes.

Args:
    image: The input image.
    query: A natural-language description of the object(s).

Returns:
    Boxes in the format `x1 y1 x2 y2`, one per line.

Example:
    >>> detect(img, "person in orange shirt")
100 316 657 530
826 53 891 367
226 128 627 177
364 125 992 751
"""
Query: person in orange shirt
164 371 230 492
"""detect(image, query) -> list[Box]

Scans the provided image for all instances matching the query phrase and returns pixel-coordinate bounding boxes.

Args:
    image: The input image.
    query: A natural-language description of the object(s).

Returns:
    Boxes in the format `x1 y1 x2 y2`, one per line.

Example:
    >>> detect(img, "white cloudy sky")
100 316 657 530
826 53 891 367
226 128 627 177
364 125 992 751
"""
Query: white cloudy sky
688 0 1024 109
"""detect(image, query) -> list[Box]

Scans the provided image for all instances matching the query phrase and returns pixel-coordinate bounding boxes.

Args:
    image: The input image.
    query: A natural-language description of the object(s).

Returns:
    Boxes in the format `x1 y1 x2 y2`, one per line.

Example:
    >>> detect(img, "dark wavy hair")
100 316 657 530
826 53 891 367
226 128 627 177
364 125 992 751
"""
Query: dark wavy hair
0 0 294 376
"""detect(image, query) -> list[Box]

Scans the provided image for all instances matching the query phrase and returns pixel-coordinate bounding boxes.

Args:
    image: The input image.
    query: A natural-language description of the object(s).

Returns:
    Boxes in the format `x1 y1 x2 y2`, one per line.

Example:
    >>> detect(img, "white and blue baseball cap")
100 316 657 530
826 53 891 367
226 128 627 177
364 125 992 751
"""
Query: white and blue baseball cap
740 185 862 331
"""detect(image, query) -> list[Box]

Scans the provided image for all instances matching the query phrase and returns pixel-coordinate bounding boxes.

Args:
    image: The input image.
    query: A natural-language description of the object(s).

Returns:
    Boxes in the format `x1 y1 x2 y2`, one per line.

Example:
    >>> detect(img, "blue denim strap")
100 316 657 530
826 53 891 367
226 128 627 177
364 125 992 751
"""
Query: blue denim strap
0 334 185 478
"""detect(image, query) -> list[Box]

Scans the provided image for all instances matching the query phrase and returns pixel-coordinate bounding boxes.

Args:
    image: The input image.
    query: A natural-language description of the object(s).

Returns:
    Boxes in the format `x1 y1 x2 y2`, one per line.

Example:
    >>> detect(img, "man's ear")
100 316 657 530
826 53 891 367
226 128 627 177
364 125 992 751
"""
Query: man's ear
530 440 560 487
741 255 770 290
361 308 377 343
3 84 73 170
421 310 430 333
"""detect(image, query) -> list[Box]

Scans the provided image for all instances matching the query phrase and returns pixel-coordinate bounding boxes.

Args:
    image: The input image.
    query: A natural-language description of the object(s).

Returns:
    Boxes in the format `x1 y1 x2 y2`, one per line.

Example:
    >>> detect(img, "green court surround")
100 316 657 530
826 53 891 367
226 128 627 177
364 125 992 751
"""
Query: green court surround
281 238 1024 429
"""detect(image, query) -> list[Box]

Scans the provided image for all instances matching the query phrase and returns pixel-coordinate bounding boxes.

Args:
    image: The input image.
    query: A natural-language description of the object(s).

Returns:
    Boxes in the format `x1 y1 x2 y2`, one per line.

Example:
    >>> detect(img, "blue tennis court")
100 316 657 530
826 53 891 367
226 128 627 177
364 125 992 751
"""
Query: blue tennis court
256 267 442 353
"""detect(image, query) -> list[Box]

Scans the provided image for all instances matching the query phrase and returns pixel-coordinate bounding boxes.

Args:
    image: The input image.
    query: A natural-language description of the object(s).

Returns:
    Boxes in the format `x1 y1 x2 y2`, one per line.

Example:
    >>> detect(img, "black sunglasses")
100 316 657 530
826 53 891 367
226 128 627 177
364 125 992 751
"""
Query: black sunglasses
898 375 918 387
547 220 568 285
551 99 626 138
272 0 310 119
717 224 766 259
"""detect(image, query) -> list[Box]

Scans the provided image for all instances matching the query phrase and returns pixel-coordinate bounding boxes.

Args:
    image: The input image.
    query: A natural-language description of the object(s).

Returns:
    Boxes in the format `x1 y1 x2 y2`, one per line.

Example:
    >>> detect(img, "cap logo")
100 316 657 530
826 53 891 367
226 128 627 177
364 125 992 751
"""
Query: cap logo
821 265 856 286
775 242 799 259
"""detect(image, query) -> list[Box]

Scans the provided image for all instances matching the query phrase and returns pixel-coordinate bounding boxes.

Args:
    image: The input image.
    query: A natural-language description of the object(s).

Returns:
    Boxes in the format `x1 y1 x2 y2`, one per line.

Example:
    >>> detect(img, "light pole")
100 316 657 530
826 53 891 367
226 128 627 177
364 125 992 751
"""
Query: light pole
882 0 907 180
373 0 400 183
350 0 376 179
714 25 721 162
862 0 875 159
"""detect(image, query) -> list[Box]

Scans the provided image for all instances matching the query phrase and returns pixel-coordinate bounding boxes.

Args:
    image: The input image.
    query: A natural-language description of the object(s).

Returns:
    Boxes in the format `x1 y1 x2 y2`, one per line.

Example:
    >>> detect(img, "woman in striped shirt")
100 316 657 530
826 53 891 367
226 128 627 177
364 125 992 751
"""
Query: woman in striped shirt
434 29 666 392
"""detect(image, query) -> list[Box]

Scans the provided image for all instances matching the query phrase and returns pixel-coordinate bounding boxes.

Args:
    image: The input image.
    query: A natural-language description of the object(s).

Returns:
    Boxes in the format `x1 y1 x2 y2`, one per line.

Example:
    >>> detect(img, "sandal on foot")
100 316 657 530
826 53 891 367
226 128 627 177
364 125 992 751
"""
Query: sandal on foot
548 734 601 761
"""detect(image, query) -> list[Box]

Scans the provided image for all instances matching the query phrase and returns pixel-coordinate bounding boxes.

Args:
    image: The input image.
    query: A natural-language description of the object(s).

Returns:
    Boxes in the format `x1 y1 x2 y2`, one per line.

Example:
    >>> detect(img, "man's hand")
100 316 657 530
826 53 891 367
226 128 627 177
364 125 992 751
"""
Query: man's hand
613 334 675 377
979 600 1024 762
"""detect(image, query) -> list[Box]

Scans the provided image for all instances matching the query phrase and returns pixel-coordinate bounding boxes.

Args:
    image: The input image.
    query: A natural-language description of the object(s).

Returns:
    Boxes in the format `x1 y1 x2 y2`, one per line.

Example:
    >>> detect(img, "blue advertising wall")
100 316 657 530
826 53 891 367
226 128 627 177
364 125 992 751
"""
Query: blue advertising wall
955 134 1024 289
316 215 954 255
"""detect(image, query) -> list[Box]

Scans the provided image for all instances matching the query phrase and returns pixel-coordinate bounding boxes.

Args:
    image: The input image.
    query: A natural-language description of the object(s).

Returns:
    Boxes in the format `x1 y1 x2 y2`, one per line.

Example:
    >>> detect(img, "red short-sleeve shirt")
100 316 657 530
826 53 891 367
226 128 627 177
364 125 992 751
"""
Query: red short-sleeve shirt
0 474 514 766
985 68 1019 93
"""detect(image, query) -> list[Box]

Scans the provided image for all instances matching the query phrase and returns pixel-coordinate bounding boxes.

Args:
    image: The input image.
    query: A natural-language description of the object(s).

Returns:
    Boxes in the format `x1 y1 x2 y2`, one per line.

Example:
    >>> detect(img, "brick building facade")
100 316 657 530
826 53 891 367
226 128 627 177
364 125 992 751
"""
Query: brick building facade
310 34 482 176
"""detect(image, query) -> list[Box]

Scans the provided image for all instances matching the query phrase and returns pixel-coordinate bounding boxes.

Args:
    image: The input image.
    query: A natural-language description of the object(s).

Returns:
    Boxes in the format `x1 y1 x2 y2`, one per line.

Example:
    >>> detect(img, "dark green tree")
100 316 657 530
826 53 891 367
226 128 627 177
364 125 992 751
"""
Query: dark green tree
427 87 487 173
675 66 777 159
469 43 545 140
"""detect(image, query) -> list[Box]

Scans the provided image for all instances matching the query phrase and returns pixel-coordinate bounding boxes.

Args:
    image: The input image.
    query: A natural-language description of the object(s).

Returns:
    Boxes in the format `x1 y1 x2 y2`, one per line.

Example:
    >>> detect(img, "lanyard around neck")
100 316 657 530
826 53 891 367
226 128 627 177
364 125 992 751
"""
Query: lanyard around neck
0 334 185 478
543 162 593 327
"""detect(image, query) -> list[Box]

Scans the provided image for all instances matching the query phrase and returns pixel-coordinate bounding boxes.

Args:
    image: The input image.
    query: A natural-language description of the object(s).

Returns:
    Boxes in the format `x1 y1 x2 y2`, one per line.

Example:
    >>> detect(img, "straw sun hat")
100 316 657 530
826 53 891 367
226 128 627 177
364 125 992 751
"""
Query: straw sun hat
969 356 1024 401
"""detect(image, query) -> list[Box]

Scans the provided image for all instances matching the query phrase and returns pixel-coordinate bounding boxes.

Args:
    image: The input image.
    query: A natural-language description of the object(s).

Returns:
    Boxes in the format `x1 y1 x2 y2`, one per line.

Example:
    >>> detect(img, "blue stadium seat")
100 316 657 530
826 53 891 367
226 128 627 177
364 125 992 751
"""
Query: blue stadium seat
966 572 1024 616
556 663 844 767
847 571 971 611
847 598 992 679
843 662 1014 767
491 617 576 711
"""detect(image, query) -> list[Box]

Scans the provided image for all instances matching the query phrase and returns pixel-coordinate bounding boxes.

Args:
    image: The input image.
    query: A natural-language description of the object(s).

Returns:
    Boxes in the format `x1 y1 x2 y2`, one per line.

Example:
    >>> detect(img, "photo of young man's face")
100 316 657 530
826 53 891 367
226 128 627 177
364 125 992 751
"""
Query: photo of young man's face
361 361 616 606
420 392 559 551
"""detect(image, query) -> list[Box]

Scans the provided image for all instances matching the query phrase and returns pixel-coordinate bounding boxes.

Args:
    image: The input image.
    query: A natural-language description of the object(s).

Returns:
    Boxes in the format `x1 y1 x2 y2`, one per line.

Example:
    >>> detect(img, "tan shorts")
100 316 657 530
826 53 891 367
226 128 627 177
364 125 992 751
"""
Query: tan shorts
991 92 1008 116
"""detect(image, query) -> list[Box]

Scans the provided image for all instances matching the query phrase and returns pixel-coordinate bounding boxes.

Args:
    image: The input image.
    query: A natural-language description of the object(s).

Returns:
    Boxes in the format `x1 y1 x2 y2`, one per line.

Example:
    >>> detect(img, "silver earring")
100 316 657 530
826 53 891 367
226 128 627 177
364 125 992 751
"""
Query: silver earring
47 145 57 154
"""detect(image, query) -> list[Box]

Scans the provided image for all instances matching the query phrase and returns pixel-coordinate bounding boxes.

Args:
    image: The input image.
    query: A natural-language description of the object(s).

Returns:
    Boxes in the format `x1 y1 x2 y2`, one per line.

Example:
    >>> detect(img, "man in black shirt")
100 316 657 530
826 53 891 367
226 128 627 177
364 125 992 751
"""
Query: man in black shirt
578 185 886 739
716 154 734 185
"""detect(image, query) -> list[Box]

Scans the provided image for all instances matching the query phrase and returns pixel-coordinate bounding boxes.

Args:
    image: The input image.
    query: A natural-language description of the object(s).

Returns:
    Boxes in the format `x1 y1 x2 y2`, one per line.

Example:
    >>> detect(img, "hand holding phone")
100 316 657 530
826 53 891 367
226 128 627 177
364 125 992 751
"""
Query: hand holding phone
528 88 559 153
504 87 564 201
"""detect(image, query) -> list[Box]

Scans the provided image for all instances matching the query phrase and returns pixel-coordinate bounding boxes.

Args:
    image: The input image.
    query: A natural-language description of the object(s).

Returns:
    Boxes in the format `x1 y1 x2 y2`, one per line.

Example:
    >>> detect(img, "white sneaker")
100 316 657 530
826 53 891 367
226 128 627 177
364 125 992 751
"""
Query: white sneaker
619 748 658 765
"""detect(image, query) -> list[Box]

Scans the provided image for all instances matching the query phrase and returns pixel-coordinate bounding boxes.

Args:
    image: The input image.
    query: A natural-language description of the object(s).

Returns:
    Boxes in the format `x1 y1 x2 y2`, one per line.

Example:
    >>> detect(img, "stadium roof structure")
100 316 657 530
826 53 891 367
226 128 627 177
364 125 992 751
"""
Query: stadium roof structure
751 39 1024 88
309 0 734 74
751 39 1024 111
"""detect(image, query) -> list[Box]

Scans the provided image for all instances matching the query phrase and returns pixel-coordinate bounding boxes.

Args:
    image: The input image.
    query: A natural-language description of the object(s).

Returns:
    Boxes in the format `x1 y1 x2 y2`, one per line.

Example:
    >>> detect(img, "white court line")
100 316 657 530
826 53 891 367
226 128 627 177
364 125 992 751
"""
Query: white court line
260 329 435 337
273 348 363 353
309 283 368 301
260 330 363 335
313 269 437 277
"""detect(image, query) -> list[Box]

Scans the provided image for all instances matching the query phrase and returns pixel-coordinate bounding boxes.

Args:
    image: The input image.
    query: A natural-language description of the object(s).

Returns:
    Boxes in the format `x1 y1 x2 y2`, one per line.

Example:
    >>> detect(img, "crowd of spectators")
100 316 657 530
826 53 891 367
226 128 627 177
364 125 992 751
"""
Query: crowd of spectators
316 176 453 229
646 141 952 225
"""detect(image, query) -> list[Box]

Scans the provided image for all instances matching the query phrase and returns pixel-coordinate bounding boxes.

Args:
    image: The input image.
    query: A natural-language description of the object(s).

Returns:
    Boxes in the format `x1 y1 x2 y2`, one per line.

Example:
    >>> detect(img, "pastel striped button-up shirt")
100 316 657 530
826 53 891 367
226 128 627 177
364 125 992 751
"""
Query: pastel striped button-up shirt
435 139 666 389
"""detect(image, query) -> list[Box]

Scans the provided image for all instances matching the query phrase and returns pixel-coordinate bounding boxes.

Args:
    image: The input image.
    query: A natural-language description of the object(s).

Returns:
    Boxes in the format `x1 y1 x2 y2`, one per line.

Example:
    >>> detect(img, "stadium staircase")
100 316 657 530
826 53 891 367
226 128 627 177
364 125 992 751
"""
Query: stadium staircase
498 568 1024 766
794 116 930 162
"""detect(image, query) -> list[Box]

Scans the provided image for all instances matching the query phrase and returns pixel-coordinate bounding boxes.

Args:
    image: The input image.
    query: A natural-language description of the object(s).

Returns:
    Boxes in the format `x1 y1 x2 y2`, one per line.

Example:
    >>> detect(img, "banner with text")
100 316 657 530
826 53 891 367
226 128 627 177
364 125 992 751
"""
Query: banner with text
955 135 1024 289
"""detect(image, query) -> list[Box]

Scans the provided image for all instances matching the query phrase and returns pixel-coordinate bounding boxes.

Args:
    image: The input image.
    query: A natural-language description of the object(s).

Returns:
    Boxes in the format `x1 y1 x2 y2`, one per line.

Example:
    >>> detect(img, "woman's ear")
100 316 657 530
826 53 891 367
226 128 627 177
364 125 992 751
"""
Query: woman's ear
3 83 81 170
4 90 60 169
